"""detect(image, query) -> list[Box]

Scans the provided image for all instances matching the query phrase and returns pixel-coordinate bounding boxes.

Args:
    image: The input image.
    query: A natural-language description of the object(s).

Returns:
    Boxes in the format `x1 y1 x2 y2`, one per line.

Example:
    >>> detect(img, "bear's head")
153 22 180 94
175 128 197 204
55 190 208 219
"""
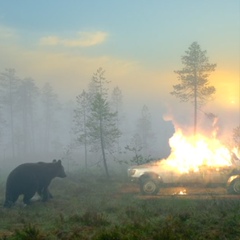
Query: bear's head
53 159 67 178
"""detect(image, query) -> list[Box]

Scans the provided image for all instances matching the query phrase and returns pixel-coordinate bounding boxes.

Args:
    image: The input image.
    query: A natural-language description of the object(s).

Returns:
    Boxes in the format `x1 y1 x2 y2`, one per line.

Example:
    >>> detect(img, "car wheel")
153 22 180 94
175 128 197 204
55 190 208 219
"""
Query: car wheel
228 179 240 194
140 178 160 195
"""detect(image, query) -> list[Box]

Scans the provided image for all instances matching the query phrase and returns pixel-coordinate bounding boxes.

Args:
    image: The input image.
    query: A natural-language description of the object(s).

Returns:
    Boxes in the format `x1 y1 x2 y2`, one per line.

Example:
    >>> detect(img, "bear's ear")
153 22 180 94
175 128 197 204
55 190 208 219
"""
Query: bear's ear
57 159 62 164
52 159 57 163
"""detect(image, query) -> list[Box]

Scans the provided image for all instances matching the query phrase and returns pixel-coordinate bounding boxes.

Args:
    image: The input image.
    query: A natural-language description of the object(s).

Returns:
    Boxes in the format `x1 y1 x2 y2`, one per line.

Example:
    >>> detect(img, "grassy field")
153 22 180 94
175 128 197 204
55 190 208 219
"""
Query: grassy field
1 170 240 239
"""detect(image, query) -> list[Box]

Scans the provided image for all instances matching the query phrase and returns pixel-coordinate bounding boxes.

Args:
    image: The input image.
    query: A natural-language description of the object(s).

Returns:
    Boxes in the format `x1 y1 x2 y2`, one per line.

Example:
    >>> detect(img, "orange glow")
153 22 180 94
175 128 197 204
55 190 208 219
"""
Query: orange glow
210 70 239 109
179 190 186 195
161 130 233 173
173 189 187 195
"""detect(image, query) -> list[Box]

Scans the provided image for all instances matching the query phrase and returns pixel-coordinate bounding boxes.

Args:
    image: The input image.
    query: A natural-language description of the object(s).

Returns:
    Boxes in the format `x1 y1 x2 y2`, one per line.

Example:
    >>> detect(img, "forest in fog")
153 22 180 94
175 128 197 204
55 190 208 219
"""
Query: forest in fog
0 67 174 174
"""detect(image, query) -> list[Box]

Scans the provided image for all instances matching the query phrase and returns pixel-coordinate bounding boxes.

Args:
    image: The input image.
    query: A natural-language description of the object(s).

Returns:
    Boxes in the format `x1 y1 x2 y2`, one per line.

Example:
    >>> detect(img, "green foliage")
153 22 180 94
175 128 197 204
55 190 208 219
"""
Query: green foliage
124 145 153 165
171 42 216 134
87 92 121 150
136 105 155 154
87 69 121 178
77 211 110 227
171 42 216 105
73 68 122 178
1 172 240 239
73 90 90 145
10 224 46 240
73 90 90 170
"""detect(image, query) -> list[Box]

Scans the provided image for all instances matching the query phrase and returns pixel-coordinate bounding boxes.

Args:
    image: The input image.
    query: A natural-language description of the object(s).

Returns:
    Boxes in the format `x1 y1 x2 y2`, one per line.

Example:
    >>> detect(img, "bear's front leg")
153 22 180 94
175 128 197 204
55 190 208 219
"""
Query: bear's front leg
42 188 52 202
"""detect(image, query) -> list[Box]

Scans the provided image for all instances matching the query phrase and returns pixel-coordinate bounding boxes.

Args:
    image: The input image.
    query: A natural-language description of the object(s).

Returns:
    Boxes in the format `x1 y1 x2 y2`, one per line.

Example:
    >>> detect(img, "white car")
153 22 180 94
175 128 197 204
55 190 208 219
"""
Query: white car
128 160 240 195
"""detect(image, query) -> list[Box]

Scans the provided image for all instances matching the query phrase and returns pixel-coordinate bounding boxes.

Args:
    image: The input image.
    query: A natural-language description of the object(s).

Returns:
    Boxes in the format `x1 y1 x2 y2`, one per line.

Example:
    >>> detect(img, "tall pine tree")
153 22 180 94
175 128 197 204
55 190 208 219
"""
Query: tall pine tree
87 68 121 178
171 42 216 135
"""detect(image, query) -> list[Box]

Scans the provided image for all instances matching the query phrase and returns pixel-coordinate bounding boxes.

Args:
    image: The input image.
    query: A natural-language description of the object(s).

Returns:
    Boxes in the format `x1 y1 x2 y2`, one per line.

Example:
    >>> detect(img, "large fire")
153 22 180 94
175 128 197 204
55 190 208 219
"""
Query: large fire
161 130 234 173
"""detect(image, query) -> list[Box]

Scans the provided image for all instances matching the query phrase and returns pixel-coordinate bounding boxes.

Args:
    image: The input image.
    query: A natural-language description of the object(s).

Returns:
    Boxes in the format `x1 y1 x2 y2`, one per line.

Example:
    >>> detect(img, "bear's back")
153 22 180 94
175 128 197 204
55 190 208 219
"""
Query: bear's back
7 163 42 184
10 163 43 175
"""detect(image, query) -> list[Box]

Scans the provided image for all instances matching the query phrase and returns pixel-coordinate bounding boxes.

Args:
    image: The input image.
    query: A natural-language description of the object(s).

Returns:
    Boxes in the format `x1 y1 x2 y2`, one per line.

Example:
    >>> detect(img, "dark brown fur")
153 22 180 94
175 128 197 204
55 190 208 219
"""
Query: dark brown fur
4 160 66 207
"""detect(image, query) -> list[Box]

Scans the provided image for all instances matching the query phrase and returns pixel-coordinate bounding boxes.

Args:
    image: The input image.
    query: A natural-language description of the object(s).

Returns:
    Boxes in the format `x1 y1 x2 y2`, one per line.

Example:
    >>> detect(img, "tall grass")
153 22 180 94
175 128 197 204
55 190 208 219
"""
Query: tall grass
0 170 240 239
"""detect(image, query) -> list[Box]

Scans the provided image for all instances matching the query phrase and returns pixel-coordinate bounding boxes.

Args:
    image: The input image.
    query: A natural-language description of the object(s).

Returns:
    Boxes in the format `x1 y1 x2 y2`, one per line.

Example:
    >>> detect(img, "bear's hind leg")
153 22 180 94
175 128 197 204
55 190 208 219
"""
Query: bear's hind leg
4 194 19 208
23 191 35 205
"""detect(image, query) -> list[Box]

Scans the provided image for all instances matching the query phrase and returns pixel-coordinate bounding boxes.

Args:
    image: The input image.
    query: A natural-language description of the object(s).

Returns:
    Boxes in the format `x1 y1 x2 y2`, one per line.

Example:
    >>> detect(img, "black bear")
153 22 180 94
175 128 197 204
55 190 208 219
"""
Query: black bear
4 159 66 208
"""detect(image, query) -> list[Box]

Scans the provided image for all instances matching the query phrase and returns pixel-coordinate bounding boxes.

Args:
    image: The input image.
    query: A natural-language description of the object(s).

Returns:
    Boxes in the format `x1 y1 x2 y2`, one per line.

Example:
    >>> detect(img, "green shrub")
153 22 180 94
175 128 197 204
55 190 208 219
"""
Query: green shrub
10 224 45 240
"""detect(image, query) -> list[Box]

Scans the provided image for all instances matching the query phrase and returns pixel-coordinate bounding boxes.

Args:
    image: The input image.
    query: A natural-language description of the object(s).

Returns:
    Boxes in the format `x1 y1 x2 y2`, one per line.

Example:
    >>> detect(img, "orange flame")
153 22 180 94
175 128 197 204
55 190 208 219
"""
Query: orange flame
162 130 232 173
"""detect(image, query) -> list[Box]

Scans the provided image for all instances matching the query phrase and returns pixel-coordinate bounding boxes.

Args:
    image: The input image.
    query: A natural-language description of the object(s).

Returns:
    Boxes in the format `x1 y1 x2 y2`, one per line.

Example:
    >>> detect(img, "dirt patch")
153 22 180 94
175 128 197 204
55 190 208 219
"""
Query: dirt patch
119 182 140 194
120 183 240 200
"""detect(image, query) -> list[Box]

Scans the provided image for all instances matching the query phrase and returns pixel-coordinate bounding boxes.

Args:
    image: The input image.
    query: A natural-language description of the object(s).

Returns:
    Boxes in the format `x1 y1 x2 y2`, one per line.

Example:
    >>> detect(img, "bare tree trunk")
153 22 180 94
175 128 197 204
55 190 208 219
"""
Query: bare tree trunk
194 96 197 136
100 119 109 179
101 140 109 179
10 102 15 160
194 70 197 136
9 79 15 160
44 116 50 156
83 108 88 171
84 140 88 171
29 101 36 156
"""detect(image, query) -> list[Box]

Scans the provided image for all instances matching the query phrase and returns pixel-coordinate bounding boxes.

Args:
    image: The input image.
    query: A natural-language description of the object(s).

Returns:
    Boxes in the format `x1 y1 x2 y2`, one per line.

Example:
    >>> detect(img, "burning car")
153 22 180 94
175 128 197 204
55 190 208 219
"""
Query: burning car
127 131 240 195
128 160 240 195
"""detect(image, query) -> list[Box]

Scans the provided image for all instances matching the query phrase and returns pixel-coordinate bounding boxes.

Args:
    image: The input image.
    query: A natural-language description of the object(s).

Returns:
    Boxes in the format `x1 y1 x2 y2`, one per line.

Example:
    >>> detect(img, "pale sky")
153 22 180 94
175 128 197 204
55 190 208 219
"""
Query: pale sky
0 0 239 137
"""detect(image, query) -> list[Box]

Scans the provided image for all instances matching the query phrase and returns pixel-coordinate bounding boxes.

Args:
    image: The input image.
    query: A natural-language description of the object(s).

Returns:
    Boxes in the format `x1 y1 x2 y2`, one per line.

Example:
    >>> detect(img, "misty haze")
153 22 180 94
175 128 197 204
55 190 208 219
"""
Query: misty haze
0 1 239 239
